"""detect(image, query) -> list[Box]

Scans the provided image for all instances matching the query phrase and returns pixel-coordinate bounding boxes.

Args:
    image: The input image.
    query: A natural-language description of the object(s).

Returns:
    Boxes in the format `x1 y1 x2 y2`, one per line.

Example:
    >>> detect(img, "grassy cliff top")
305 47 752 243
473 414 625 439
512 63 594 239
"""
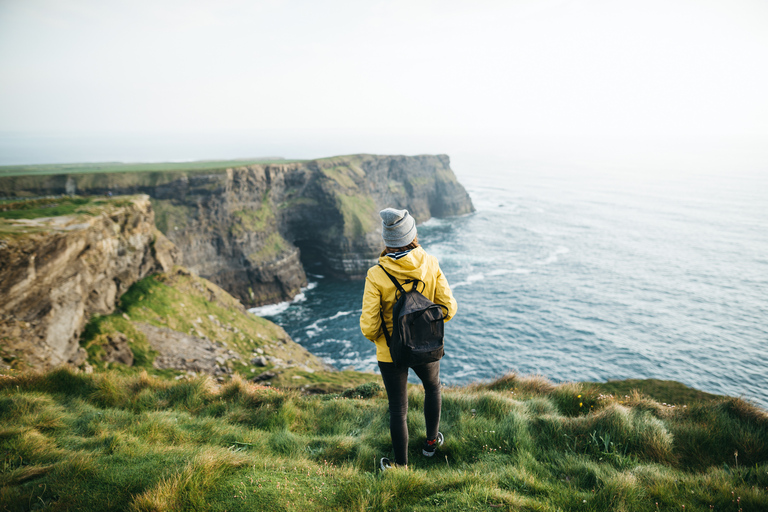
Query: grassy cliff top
0 195 149 236
0 159 303 178
0 195 139 218
0 154 450 179
1 368 766 511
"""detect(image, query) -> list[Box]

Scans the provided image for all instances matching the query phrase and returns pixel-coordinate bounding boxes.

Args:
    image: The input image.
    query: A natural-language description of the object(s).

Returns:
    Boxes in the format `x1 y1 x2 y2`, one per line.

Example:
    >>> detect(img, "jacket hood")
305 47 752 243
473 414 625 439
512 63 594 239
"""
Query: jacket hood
378 246 431 282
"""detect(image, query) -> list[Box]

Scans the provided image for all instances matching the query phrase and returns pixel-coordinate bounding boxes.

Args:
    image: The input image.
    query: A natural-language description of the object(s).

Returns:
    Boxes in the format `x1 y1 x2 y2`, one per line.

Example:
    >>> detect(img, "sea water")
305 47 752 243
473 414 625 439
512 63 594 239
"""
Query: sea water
251 165 768 408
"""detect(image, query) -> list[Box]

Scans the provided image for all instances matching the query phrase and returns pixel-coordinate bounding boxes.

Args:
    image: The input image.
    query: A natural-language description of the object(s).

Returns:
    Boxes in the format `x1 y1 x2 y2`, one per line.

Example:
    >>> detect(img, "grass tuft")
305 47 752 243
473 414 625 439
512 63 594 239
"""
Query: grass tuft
0 369 766 511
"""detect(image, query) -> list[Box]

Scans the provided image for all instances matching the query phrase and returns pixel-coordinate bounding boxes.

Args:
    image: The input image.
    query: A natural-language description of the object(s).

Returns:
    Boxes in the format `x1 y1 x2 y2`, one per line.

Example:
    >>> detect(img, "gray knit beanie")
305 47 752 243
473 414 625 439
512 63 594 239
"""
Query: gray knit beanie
380 208 417 248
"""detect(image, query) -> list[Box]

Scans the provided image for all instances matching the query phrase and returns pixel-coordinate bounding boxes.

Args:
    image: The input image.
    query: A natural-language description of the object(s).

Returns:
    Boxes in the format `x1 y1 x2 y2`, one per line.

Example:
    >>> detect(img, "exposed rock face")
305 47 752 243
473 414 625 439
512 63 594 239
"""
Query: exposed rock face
101 332 134 366
0 154 474 306
136 322 229 375
0 195 180 367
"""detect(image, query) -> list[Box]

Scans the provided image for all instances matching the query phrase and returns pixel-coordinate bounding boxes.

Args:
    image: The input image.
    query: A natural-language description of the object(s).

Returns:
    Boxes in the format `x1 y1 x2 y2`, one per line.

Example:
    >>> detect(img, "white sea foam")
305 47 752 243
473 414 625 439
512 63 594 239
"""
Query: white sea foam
305 320 324 337
452 364 478 380
535 246 570 265
304 310 356 337
328 310 354 320
248 302 292 317
337 354 362 366
248 282 316 317
307 273 325 279
305 310 356 337
329 338 355 351
421 217 446 227
487 267 531 276
452 273 486 288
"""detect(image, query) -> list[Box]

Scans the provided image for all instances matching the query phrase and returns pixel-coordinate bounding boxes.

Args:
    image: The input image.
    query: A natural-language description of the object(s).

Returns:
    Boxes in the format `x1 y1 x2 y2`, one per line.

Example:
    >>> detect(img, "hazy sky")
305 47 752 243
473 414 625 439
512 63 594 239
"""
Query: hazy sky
1 0 767 171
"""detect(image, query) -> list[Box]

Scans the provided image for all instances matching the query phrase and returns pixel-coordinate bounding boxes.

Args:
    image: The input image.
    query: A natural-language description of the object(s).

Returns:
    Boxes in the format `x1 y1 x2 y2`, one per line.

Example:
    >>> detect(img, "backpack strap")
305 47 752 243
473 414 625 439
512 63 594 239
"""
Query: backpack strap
379 308 392 347
377 265 400 347
377 264 406 294
378 264 423 294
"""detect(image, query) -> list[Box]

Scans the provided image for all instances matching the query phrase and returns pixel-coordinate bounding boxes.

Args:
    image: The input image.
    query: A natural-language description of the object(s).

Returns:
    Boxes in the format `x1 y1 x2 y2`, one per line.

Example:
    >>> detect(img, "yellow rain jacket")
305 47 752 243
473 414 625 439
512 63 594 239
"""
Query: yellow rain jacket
360 246 458 362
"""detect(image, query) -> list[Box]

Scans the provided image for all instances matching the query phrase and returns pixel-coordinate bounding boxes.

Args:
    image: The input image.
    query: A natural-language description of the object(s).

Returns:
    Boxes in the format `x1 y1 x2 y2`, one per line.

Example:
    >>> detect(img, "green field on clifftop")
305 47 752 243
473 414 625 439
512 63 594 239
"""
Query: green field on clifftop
0 159 304 178
1 369 766 511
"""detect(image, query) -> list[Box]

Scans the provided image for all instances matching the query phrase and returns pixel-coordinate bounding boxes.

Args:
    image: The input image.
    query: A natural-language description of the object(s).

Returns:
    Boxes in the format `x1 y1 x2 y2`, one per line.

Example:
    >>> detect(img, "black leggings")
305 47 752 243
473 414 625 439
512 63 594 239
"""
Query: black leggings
378 360 441 466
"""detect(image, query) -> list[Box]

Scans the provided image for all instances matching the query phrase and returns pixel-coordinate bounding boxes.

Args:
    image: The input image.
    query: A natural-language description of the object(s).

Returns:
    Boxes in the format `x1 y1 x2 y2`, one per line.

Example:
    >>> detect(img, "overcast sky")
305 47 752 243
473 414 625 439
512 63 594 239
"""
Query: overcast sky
1 0 767 171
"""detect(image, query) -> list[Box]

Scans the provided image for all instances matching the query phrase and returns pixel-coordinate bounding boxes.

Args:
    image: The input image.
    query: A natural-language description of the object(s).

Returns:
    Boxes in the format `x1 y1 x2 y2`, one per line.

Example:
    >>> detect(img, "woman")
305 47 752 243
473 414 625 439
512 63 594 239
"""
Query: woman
360 208 458 470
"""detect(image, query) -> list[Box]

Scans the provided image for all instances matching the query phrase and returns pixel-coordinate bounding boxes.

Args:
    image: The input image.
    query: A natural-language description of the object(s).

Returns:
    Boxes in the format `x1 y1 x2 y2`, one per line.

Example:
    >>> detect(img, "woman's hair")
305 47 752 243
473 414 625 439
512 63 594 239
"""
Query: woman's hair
382 237 420 256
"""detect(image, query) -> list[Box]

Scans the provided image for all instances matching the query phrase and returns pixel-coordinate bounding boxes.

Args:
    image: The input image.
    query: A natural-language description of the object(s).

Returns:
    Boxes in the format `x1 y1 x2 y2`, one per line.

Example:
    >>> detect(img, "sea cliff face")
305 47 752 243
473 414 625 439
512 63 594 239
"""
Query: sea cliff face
0 195 180 367
0 154 474 306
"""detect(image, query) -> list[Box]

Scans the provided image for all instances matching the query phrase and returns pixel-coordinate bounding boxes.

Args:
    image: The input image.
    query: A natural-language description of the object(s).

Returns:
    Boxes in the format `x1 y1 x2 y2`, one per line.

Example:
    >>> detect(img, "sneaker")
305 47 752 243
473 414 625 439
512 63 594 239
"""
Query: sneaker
380 457 407 471
422 431 444 457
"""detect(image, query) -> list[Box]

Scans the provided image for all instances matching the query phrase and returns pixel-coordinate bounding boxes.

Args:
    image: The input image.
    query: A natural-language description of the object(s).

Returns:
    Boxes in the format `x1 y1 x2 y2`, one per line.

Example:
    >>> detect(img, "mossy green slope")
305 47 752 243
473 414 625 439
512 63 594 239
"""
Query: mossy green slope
78 268 376 392
0 196 138 235
1 369 766 511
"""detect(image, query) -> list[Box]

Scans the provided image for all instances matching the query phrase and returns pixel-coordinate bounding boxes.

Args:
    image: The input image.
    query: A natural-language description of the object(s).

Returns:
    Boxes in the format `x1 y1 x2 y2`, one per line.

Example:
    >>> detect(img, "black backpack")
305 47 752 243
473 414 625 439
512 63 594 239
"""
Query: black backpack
378 264 448 367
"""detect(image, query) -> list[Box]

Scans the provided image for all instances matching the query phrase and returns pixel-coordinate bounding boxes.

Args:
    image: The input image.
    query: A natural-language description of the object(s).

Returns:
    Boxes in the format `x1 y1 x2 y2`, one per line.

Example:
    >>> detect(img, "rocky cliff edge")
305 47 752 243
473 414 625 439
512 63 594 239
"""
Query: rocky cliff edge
0 195 180 367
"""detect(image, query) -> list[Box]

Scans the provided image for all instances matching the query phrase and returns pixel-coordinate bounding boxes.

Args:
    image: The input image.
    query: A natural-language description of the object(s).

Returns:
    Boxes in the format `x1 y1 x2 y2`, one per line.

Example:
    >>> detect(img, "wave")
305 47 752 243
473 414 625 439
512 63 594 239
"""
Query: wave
535 246 570 265
452 267 531 288
248 281 317 317
248 301 292 317
309 337 355 353
451 362 478 380
305 319 325 337
451 273 485 289
421 217 447 227
328 310 354 320
304 310 357 337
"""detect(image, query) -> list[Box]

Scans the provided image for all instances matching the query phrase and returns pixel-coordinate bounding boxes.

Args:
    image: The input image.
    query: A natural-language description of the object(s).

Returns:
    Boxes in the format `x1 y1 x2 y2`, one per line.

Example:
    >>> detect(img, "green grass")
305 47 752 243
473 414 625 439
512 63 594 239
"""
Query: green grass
1 369 765 511
230 195 275 237
277 197 320 210
150 198 193 233
0 196 145 238
321 166 359 189
408 176 434 187
591 379 722 405
76 268 357 389
336 193 378 239
0 159 304 178
81 267 326 378
247 232 289 264
0 196 133 220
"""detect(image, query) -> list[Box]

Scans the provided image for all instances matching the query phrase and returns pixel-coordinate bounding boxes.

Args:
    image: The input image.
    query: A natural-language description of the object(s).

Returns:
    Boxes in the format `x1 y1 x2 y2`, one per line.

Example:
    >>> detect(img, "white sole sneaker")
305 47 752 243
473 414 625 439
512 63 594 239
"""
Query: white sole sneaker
422 431 444 457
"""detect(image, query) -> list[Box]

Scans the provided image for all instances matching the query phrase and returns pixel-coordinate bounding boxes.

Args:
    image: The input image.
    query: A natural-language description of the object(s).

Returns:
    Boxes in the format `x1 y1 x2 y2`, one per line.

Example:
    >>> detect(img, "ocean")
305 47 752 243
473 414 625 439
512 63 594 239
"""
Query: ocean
251 165 768 408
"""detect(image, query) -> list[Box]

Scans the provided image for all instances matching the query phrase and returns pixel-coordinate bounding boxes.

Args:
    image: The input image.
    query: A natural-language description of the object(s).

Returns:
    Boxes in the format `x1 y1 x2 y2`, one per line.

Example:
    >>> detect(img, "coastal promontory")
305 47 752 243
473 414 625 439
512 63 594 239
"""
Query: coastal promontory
0 154 474 306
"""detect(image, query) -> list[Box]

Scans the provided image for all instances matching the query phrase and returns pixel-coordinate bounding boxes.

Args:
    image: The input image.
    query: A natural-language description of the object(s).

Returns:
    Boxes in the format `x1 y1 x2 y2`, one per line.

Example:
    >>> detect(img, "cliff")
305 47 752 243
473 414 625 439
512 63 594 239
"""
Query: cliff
0 154 474 306
0 195 180 367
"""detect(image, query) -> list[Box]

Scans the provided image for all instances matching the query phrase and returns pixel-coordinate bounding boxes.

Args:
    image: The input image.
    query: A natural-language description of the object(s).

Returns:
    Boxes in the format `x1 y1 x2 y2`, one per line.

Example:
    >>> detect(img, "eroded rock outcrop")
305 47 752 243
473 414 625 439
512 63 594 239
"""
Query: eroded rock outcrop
0 195 180 367
79 266 336 379
0 154 474 306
